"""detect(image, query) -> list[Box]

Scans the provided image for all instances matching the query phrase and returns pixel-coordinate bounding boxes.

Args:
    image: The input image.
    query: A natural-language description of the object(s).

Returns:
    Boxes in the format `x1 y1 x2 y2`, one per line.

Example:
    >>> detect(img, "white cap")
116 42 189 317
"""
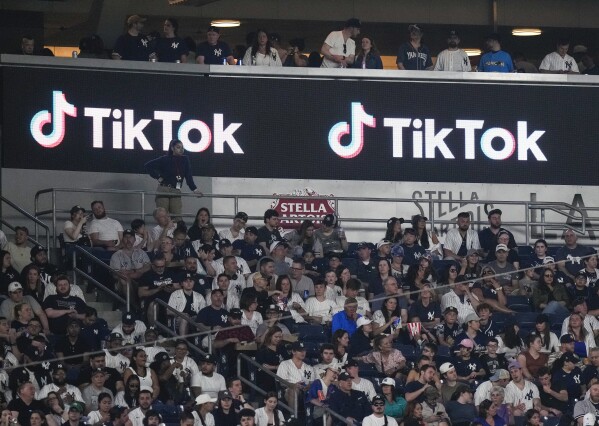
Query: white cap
439 362 455 374
195 394 217 405
356 317 373 328
381 377 396 387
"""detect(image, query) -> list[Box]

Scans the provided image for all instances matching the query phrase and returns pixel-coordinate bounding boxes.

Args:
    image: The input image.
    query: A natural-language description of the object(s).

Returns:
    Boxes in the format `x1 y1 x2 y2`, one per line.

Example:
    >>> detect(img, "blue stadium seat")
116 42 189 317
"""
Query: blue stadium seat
547 246 560 257
547 312 569 327
514 312 540 328
491 312 514 326
507 295 532 312
517 246 534 257
296 324 328 343
435 345 453 367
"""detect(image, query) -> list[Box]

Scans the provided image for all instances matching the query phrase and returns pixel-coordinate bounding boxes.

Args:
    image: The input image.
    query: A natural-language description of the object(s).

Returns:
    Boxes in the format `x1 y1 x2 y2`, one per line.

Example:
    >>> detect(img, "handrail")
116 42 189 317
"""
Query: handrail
71 245 130 311
34 187 592 249
0 195 50 255
152 298 212 356
152 321 208 360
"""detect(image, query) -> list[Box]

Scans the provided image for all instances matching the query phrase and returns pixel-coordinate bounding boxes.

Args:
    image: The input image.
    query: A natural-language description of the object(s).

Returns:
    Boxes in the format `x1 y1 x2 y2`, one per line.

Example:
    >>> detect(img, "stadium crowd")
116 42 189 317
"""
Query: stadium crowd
0 193 598 426
13 16 599 75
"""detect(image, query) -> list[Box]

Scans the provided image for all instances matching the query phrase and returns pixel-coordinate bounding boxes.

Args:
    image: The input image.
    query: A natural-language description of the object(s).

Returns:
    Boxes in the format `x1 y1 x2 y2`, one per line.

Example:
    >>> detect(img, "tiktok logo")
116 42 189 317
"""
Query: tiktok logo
328 102 376 158
30 91 77 148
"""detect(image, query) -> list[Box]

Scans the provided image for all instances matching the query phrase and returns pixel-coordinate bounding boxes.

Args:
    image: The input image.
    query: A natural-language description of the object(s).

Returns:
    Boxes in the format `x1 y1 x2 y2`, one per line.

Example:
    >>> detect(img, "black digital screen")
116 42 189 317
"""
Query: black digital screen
2 64 598 185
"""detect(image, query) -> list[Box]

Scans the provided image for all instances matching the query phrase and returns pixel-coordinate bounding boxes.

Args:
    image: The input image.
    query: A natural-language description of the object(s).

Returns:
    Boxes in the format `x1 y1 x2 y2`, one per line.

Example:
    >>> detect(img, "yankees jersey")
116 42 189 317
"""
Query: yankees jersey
352 377 377 400
504 380 539 411
552 367 583 403
171 356 202 386
213 256 251 277
433 48 471 72
305 296 338 323
104 349 131 374
218 228 245 244
539 51 579 73
154 36 189 63
143 345 168 366
276 359 316 384
112 321 146 345
37 383 84 402
440 290 476 324
168 289 206 316
196 40 233 64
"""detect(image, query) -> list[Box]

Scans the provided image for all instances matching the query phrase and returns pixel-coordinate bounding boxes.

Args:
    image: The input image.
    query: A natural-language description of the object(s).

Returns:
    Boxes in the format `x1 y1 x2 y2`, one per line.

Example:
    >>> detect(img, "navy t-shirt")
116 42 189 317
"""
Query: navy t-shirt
196 40 233 64
396 42 433 70
556 244 596 275
408 300 441 324
400 244 427 266
196 305 229 328
154 36 189 62
113 33 150 61
404 380 427 402
233 240 266 268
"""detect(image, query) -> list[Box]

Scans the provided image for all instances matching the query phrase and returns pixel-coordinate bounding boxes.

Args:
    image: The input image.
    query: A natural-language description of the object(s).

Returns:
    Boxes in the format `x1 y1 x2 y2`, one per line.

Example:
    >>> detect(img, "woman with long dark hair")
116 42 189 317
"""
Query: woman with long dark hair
254 392 285 426
20 264 44 304
353 35 383 69
188 207 211 241
496 323 524 361
123 349 160 400
372 296 403 337
144 139 202 219
533 314 559 354
243 29 282 66
385 217 404 243
332 329 349 364
114 375 140 408
532 267 570 315
412 215 439 250
0 251 18 295
255 326 286 392
285 219 316 258
369 258 393 298
473 399 506 426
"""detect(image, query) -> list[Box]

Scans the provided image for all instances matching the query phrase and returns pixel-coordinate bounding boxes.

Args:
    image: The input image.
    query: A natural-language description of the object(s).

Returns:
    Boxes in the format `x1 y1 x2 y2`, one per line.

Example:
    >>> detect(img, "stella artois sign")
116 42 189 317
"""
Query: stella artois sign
270 188 336 229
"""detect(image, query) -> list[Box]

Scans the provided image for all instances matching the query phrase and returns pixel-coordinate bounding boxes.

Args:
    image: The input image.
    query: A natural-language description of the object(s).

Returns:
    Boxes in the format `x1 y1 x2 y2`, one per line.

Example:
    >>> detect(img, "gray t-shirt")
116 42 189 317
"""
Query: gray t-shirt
487 261 518 287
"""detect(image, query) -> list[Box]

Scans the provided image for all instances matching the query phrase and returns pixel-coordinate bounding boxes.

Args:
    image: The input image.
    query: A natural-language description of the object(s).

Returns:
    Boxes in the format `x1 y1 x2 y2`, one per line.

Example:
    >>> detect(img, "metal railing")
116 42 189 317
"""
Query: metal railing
34 187 592 249
1 194 50 253
153 299 210 357
71 244 130 311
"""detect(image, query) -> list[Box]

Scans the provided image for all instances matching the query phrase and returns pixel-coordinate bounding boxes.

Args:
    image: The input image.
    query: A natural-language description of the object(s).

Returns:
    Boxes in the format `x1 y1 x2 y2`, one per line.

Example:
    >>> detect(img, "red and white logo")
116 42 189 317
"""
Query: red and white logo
270 188 336 229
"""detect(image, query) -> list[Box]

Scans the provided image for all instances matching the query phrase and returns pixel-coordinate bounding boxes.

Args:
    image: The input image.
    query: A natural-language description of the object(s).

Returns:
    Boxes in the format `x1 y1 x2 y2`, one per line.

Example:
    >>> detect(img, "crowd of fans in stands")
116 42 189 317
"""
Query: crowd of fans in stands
14 16 599 75
0 200 598 426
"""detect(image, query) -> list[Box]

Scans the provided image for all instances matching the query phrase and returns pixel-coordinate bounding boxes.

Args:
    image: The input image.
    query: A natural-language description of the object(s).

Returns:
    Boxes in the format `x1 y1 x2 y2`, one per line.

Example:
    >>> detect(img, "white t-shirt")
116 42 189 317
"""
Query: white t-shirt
352 378 376 400
197 372 226 398
192 411 215 426
89 217 124 242
321 30 355 68
305 297 338 323
276 359 315 384
254 408 286 426
218 228 245 244
363 414 399 426
112 321 147 345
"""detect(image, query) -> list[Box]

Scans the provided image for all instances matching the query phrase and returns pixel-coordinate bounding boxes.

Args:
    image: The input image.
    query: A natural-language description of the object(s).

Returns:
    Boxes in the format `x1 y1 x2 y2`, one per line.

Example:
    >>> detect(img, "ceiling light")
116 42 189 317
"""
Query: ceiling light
463 48 482 57
512 28 542 36
210 19 240 28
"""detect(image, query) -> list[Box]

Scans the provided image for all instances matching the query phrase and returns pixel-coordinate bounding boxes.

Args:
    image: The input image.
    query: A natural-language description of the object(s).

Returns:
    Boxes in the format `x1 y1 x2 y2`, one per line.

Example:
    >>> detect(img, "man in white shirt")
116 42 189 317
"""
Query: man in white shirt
127 389 154 426
197 354 226 398
434 30 471 72
109 229 151 300
320 18 360 68
362 394 399 426
147 207 176 251
504 360 540 416
440 281 479 324
540 39 580 74
111 312 146 345
560 298 599 338
88 201 124 260
345 360 377 400
218 212 248 243
276 342 316 408
443 212 481 261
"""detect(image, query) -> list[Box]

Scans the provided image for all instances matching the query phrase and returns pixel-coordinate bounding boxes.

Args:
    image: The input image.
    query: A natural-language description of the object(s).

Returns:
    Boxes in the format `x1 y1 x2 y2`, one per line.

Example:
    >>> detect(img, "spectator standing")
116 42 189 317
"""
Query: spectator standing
112 15 150 61
396 24 433 70
540 38 580 74
479 33 513 73
434 30 471 72
320 18 361 68
196 26 235 65
353 36 383 69
242 29 282 66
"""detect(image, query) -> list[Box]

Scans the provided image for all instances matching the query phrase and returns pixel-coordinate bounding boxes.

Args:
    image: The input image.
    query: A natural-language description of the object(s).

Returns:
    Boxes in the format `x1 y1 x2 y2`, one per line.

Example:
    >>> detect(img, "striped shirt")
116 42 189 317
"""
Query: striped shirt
540 52 579 73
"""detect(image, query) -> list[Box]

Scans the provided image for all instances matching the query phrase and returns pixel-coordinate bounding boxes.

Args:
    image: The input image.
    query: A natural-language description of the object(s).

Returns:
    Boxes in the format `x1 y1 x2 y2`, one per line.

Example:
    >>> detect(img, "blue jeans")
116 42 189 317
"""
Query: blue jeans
542 300 570 316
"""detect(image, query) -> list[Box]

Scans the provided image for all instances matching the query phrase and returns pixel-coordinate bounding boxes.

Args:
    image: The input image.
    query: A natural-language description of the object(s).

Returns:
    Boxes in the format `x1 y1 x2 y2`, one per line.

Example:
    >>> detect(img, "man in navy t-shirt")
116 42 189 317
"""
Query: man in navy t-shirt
196 26 235 65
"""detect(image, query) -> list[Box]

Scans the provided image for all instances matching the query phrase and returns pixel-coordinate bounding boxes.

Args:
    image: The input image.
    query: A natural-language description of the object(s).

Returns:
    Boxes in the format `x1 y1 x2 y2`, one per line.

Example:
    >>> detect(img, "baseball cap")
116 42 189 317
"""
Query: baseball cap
466 249 480 257
219 238 232 248
269 240 288 252
338 372 353 380
122 229 135 237
391 244 405 257
371 394 385 404
464 313 480 323
356 317 373 328
195 394 217 405
52 362 67 373
458 339 474 349
439 363 455 374
30 245 46 257
561 351 579 364
182 272 195 281
154 352 171 363
7 282 22 293
490 369 510 381
377 239 391 249
322 214 337 227
448 30 460 38
266 304 281 313
122 312 136 325
127 15 147 25
245 226 258 235
381 377 396 387
70 205 85 215
201 354 217 364
443 306 458 315
218 390 233 400
344 359 359 369
357 242 370 250
408 24 423 34
560 334 575 344
109 332 123 341
291 341 306 351
543 256 555 264
206 26 220 33
229 308 243 318
91 367 106 377
486 32 501 42
495 244 508 252
487 209 502 217
69 402 84 413
508 360 521 370
574 271 587 279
